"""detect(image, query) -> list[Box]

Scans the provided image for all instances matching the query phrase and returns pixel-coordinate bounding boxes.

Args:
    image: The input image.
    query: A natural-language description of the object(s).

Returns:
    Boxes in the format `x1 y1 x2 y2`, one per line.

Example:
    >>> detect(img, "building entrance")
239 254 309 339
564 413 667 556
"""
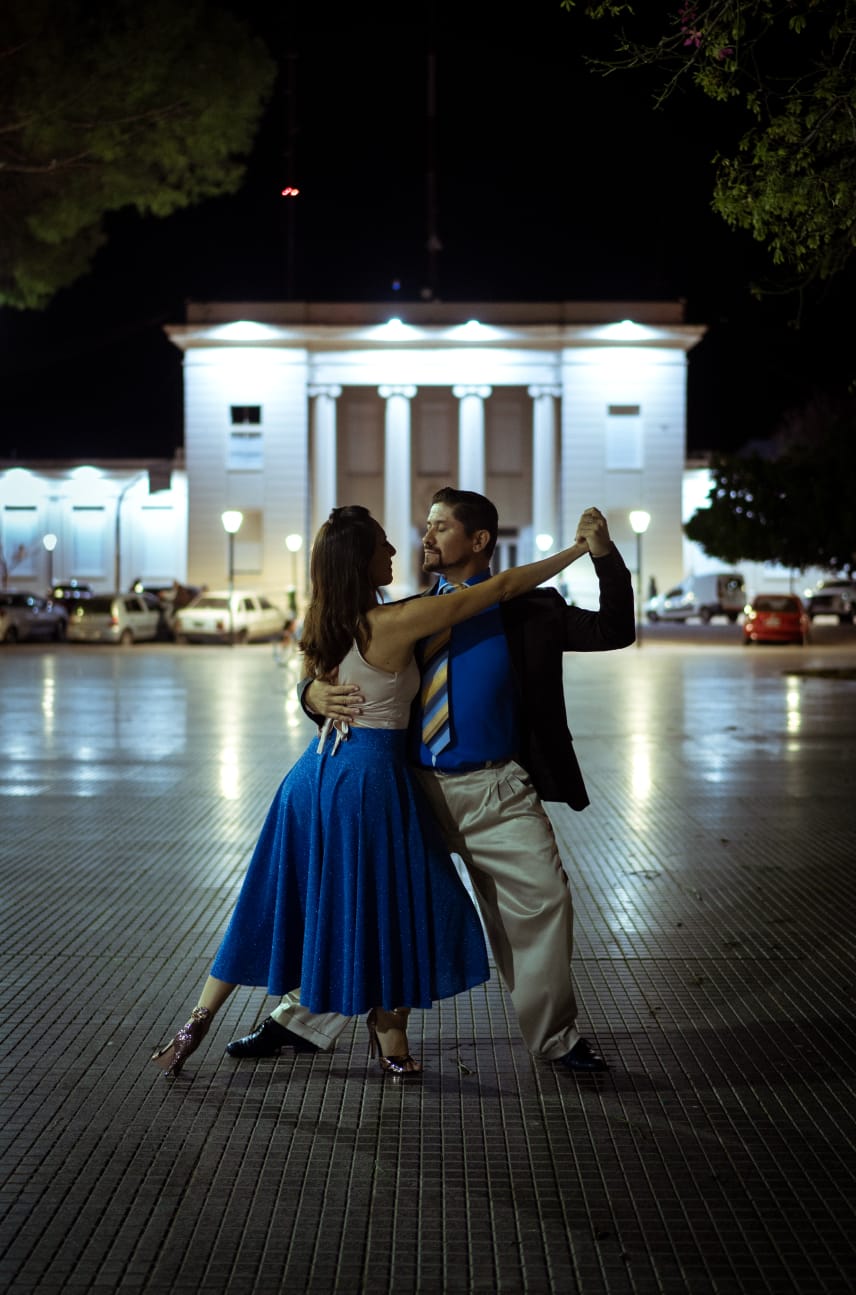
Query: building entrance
492 532 520 572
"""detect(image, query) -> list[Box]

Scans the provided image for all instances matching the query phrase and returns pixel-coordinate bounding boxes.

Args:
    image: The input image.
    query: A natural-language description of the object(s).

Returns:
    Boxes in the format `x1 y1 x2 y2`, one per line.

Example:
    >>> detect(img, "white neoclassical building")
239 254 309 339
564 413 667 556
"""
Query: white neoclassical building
2 301 824 608
165 300 707 605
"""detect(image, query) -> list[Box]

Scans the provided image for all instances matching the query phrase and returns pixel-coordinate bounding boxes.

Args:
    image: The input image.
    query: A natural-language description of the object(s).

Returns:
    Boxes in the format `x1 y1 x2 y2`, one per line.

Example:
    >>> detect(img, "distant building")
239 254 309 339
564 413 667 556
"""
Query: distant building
165 300 706 605
0 460 186 594
0 303 827 610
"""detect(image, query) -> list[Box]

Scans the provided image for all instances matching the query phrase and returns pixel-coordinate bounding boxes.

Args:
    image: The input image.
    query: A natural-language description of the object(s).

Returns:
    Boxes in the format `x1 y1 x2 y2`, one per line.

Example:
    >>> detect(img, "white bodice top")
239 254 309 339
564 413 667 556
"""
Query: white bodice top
316 640 419 753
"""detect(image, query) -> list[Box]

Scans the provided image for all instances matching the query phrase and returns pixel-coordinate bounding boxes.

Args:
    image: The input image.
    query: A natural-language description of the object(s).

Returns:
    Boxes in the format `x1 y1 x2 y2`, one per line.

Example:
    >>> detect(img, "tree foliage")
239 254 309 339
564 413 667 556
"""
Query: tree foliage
0 0 276 309
684 397 856 572
562 1 856 290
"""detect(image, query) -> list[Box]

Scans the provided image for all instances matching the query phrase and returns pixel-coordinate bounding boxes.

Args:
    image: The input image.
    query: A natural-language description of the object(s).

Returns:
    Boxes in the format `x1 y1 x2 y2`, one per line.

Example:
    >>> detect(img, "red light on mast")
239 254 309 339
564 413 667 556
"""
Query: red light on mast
280 186 300 197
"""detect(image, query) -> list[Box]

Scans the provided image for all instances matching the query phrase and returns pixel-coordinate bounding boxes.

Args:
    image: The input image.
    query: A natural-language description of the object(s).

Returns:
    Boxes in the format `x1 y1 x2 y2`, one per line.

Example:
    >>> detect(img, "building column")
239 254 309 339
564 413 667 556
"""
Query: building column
308 384 342 540
379 385 417 594
528 385 562 559
452 385 491 493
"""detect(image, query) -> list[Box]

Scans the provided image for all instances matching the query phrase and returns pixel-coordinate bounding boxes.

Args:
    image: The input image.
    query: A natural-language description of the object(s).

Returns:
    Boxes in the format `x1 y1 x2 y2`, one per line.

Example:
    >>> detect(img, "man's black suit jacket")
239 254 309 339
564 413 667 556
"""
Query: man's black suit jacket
424 546 636 809
495 547 635 808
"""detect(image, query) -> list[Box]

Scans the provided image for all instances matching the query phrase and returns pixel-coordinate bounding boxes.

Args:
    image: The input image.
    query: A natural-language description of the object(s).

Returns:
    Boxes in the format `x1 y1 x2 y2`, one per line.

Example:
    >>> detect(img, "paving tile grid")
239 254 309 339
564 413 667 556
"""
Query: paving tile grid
0 640 854 1293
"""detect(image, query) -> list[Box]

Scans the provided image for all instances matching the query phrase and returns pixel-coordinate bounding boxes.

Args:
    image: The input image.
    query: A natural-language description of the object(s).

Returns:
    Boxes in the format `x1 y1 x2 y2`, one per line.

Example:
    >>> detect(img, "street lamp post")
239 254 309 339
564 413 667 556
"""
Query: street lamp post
285 533 303 613
535 531 557 593
628 510 651 648
221 510 243 644
42 533 58 591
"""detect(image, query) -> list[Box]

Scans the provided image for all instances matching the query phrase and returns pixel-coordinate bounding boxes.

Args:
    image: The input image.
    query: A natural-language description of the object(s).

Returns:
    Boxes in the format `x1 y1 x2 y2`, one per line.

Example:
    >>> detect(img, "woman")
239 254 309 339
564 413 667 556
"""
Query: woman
151 507 586 1080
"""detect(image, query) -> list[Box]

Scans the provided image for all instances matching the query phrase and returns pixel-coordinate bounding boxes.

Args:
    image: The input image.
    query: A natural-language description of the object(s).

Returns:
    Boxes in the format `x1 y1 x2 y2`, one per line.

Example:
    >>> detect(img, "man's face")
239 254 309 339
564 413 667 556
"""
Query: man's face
422 503 488 579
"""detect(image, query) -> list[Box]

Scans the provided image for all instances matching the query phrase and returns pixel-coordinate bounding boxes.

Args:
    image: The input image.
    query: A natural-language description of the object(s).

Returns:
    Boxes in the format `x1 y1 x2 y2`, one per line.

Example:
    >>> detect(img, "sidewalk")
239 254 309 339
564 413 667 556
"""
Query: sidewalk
1 640 855 1293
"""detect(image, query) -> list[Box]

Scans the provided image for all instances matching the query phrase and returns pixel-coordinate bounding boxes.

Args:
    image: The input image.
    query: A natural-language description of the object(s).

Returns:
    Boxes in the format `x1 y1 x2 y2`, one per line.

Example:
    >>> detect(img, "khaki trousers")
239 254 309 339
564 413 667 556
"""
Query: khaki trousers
274 760 580 1060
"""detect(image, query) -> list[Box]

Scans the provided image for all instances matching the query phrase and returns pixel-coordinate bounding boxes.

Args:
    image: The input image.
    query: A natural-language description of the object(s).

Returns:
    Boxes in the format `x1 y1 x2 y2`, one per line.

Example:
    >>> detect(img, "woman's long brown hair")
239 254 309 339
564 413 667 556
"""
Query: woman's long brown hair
300 506 381 678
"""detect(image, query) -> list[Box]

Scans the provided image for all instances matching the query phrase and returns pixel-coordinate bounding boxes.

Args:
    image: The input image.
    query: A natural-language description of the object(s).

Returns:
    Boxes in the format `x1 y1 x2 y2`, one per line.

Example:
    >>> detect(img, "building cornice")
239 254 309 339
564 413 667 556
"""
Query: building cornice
165 301 706 355
0 454 184 476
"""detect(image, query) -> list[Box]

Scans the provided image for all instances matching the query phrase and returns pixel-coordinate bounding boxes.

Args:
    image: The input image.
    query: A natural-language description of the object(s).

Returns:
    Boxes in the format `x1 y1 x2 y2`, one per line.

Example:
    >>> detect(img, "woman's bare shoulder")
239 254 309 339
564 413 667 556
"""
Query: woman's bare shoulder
367 590 431 620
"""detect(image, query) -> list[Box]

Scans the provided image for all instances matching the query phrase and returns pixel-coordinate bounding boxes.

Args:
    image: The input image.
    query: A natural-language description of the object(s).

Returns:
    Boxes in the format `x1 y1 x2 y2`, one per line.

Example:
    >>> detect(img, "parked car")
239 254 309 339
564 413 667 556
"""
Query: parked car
65 593 161 645
50 580 94 614
645 572 746 624
130 581 203 640
743 594 810 646
131 580 201 610
0 591 69 643
174 591 287 644
803 578 856 624
134 590 173 640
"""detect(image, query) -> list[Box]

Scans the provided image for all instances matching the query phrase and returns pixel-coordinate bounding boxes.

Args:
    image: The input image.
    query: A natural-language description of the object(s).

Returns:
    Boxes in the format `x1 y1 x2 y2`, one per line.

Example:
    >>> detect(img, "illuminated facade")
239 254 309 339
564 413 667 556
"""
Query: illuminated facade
2 303 823 607
0 461 187 595
166 301 706 604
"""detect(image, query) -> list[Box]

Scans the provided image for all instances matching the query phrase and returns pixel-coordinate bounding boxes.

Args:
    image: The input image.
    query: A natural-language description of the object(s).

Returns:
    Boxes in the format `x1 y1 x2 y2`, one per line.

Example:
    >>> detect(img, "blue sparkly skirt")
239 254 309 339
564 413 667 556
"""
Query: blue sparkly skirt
210 727 489 1015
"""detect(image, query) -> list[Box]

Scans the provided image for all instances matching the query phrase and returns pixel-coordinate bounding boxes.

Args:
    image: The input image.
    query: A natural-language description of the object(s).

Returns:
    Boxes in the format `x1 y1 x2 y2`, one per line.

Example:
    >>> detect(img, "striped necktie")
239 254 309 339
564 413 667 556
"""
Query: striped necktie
420 583 464 757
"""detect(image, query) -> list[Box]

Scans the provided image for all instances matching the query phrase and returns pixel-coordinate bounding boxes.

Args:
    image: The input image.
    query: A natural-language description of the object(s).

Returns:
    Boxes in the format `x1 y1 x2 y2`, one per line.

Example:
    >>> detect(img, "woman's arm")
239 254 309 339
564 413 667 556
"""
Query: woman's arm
306 508 612 695
369 539 589 654
299 534 590 716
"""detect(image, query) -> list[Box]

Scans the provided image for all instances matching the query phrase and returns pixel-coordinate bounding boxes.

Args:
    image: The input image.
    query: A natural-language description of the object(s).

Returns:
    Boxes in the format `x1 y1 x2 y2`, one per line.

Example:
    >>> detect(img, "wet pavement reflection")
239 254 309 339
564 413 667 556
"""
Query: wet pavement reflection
2 636 855 1294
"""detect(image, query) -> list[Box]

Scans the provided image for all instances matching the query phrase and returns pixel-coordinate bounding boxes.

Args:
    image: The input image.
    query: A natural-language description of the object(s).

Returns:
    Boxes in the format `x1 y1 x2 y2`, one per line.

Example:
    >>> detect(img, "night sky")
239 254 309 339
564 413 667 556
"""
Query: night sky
1 0 852 463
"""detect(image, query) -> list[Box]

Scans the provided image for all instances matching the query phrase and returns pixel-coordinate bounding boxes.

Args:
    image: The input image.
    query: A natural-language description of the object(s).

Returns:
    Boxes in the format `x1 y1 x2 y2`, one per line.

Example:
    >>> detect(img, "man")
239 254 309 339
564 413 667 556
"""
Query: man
227 488 635 1073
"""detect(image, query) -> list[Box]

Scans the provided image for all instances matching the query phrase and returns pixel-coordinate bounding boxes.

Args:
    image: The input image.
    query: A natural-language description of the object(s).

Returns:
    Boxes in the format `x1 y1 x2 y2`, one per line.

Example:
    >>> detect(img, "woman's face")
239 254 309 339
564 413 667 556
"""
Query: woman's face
367 522 396 587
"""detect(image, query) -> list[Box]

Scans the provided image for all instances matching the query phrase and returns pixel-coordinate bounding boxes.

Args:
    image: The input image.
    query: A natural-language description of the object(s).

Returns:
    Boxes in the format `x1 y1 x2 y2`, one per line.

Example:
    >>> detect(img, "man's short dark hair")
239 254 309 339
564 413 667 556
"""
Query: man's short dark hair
431 487 498 560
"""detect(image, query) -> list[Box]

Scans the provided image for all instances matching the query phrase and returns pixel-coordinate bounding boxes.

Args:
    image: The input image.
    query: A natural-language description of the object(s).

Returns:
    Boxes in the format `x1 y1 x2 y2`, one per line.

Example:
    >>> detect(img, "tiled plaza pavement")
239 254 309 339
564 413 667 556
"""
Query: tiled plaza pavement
1 633 855 1294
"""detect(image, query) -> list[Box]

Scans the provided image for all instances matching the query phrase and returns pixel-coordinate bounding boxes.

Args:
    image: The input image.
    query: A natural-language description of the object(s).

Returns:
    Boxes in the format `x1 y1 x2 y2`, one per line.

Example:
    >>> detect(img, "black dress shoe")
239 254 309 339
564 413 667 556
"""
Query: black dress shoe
557 1038 608 1073
226 1016 320 1058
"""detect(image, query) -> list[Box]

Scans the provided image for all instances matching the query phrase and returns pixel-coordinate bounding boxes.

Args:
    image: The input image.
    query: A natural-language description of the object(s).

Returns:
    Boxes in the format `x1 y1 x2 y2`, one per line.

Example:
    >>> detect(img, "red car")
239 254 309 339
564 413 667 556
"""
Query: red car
743 594 810 645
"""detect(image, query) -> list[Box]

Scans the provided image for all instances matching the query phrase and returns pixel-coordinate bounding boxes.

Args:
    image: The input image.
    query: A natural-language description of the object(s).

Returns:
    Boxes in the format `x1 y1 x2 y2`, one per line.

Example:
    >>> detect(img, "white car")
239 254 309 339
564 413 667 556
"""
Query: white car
645 572 746 624
66 593 161 645
174 591 287 644
0 591 68 643
804 579 856 624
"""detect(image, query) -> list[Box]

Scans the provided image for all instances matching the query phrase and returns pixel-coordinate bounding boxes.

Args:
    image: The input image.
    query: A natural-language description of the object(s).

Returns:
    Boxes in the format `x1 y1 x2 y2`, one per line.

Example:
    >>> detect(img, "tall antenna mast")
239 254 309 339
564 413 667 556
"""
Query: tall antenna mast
425 39 442 300
282 50 299 299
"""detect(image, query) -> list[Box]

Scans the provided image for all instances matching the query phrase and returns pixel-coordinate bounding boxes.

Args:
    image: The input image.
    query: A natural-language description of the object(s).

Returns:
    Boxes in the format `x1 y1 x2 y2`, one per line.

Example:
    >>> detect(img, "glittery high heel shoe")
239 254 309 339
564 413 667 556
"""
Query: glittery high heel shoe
151 1006 212 1079
366 1008 422 1078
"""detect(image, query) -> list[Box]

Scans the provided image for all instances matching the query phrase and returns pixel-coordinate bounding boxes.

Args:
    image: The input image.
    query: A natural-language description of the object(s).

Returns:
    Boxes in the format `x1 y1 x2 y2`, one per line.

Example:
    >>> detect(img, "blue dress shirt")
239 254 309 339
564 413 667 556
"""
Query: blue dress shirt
411 572 520 770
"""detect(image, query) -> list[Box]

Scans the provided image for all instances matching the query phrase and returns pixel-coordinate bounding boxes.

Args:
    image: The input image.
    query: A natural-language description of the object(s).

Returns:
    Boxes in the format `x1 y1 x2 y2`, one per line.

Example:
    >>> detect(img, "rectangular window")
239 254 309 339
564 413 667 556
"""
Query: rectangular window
2 505 38 579
228 430 264 471
230 405 262 425
71 506 107 577
606 405 643 471
492 531 520 573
